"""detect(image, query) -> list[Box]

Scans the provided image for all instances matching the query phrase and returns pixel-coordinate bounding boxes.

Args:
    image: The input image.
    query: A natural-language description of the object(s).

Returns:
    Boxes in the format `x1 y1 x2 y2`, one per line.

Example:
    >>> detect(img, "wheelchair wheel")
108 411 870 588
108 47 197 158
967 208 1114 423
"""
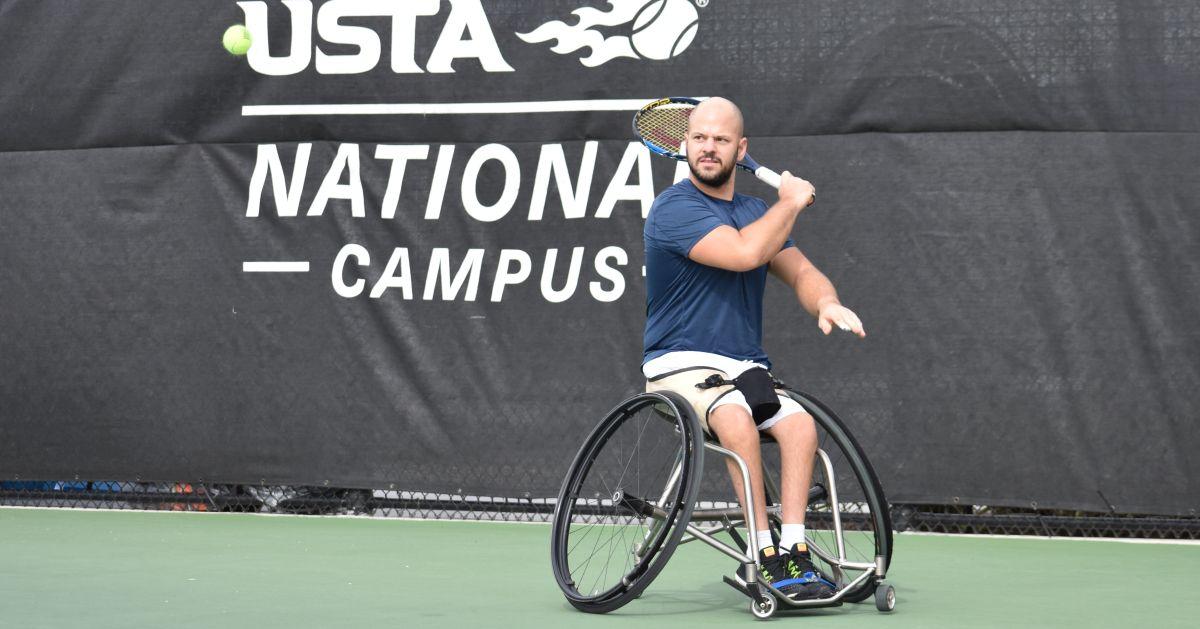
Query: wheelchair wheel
551 391 704 613
780 388 893 604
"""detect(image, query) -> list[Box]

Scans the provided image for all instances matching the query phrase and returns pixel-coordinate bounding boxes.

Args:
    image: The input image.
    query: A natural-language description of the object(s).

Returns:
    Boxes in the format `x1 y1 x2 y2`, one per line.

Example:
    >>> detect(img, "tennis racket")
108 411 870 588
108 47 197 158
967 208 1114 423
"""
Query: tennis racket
632 96 784 189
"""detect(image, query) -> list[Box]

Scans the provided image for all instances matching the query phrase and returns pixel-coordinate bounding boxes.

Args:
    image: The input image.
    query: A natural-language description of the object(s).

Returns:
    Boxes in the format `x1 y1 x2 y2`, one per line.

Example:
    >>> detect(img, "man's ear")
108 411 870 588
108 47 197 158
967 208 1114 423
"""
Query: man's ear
738 137 748 161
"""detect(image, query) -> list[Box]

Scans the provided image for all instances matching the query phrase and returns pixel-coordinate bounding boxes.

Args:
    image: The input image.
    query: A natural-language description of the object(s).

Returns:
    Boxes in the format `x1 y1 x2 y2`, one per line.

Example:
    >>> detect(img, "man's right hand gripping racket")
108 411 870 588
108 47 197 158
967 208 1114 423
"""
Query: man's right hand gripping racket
632 96 786 189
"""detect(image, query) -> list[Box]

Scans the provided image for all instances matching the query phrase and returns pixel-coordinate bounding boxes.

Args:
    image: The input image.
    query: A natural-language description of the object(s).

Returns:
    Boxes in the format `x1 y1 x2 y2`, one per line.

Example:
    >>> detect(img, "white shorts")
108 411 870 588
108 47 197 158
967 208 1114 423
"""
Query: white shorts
642 351 806 433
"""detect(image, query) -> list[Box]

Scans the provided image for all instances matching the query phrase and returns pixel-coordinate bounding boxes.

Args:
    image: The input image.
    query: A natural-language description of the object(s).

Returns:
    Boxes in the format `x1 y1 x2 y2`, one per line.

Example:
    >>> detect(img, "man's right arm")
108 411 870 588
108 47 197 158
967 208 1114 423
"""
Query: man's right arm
688 173 815 272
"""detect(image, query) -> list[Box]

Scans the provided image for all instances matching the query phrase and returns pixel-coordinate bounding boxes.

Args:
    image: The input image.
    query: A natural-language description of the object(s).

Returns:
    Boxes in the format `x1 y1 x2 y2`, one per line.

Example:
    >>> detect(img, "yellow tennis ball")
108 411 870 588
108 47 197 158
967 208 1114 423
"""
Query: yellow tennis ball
630 0 699 60
222 24 253 56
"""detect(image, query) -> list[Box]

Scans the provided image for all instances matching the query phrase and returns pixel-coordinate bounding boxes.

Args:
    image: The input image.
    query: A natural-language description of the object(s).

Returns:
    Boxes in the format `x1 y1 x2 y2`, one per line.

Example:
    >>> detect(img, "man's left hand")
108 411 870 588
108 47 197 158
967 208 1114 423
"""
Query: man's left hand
817 304 866 338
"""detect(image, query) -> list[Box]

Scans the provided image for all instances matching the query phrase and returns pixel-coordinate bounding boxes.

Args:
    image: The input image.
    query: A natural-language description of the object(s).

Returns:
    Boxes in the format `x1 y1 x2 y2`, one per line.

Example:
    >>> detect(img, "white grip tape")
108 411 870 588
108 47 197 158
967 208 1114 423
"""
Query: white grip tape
754 166 782 189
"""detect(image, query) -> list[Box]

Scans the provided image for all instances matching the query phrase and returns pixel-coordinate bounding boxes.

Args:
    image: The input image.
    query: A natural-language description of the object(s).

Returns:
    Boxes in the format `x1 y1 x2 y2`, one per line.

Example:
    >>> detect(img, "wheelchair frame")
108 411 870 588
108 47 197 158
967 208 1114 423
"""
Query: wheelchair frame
550 387 896 618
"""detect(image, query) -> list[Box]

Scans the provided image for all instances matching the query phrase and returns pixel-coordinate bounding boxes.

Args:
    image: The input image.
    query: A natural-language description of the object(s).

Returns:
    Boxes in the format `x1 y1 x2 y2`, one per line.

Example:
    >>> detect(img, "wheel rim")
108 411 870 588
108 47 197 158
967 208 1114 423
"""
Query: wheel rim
552 394 700 606
751 591 776 618
782 390 892 603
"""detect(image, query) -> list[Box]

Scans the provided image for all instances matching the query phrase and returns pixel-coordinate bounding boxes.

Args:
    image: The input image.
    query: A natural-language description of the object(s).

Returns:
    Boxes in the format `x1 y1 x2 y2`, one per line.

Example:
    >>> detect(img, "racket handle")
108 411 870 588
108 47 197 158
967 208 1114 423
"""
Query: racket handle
754 166 782 189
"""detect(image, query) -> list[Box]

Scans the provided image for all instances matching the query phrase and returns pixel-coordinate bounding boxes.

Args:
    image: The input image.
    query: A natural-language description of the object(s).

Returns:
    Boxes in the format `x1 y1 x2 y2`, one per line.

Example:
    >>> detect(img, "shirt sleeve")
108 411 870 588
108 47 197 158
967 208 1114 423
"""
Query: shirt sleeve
647 193 725 257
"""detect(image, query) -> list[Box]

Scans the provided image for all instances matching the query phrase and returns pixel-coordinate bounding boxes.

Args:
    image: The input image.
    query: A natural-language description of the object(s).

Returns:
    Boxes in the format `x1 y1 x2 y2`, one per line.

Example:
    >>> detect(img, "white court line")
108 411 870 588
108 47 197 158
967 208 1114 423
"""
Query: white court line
242 261 310 273
241 99 655 116
898 530 1200 546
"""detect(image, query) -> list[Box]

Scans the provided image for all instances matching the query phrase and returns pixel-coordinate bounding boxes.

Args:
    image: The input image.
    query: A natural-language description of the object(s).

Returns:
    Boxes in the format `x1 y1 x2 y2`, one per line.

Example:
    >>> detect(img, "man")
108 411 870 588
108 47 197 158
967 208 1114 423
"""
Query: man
642 97 866 601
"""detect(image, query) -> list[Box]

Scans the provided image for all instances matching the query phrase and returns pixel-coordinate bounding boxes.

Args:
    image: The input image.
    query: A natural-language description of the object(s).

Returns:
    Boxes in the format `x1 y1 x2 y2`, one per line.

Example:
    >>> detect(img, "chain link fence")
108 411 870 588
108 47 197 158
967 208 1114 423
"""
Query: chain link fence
892 504 1200 539
3 479 1196 539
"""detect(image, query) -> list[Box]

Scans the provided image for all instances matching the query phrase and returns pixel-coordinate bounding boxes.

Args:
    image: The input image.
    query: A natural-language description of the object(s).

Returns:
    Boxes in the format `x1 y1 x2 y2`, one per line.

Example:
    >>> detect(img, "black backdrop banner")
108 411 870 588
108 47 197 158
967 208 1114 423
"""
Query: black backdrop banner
1 1 1196 515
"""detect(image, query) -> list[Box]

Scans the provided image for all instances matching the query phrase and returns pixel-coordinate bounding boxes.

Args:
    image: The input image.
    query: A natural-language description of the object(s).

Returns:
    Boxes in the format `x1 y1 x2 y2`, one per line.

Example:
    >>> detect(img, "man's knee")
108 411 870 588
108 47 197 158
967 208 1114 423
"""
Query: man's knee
709 404 759 448
768 412 818 449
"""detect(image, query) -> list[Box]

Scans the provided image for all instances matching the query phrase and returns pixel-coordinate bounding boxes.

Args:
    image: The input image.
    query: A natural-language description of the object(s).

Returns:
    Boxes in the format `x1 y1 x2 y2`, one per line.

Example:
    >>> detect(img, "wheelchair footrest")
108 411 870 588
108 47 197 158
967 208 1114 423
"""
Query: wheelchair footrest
777 596 844 609
723 574 846 610
722 574 753 599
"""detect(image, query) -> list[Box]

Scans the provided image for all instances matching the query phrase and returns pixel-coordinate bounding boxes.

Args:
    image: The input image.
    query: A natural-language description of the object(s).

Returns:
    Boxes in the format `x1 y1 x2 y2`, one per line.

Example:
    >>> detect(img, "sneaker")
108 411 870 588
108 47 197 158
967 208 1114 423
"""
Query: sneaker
781 543 837 600
753 546 808 599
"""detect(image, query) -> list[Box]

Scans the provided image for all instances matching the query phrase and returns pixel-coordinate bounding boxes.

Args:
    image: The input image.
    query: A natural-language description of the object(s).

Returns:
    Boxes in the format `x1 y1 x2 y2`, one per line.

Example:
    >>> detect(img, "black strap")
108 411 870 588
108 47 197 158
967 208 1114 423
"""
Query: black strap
696 372 786 390
696 373 734 390
646 366 725 382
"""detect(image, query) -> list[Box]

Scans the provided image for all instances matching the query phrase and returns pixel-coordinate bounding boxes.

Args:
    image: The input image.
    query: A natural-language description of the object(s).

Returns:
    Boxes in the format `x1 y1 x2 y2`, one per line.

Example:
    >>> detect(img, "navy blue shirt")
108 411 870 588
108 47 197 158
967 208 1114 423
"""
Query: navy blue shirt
643 179 795 367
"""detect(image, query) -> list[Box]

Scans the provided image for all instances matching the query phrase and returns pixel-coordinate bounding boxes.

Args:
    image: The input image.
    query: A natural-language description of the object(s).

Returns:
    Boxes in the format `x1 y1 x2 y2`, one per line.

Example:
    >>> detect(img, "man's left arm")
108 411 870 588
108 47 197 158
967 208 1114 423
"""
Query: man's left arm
768 247 866 338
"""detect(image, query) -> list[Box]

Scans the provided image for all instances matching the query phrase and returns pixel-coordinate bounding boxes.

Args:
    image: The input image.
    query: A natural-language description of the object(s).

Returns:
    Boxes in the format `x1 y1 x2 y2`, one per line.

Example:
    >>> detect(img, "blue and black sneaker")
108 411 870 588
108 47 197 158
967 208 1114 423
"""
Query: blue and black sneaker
781 543 838 600
754 546 807 598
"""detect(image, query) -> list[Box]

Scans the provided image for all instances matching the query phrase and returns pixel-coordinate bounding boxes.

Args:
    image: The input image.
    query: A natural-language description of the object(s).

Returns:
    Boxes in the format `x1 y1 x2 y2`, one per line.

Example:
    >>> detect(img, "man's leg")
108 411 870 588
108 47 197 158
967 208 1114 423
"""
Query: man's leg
766 411 836 597
709 404 829 599
707 404 770 535
764 412 819 529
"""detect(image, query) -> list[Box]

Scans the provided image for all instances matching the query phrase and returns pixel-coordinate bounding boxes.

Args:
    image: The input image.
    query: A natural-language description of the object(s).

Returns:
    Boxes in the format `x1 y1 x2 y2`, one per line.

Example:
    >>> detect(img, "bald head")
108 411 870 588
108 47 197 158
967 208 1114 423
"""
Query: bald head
688 96 744 139
684 97 747 193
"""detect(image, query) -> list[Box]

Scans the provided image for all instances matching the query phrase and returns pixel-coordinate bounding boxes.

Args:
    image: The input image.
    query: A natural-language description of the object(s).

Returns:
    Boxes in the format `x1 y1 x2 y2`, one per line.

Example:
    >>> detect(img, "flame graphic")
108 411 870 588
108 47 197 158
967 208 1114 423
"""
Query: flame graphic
517 0 650 67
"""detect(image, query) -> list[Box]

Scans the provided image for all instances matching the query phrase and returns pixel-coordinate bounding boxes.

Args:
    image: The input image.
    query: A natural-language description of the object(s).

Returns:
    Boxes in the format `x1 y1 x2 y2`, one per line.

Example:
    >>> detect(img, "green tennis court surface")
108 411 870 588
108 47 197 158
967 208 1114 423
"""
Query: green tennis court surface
2 508 1196 628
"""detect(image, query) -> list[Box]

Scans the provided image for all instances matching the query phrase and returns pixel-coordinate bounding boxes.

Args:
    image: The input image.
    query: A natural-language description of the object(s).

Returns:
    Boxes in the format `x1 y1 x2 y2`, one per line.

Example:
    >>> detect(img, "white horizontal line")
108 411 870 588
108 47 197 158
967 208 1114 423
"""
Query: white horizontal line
898 530 1200 546
242 261 310 273
241 99 654 116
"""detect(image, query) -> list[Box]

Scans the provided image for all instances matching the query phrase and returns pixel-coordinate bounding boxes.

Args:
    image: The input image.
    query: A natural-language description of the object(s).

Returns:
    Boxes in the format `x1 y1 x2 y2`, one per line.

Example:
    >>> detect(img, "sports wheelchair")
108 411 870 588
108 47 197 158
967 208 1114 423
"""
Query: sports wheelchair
550 385 896 619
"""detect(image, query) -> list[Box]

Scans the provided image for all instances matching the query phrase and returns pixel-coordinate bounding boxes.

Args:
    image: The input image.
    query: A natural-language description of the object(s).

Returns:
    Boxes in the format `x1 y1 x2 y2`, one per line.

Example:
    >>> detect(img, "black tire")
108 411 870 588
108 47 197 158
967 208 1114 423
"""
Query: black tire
778 388 893 604
551 391 704 613
875 582 896 612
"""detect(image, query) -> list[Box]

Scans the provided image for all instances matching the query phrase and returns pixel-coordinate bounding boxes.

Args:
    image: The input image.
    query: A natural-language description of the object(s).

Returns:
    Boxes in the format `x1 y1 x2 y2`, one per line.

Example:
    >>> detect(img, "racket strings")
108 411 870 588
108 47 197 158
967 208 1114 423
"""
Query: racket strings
635 105 693 155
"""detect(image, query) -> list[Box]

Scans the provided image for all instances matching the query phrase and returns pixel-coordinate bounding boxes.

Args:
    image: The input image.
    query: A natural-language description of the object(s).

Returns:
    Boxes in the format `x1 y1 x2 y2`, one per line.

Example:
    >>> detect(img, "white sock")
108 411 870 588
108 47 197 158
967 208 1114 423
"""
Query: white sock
780 524 807 552
753 529 775 554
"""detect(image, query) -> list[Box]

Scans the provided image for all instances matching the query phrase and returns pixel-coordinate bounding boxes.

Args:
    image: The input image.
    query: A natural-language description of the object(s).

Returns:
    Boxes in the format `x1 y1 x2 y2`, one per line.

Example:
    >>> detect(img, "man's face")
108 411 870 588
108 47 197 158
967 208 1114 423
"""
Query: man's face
686 107 746 188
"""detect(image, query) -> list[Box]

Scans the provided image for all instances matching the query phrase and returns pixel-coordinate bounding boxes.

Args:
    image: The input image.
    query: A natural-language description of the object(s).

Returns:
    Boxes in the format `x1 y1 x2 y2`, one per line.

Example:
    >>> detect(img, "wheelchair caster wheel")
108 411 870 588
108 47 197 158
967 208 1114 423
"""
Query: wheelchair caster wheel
750 589 777 619
874 582 896 612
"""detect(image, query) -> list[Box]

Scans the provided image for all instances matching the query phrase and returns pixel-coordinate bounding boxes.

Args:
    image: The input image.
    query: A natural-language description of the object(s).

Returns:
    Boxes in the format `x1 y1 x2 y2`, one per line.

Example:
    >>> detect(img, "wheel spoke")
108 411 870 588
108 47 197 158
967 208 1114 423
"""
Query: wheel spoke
551 394 702 612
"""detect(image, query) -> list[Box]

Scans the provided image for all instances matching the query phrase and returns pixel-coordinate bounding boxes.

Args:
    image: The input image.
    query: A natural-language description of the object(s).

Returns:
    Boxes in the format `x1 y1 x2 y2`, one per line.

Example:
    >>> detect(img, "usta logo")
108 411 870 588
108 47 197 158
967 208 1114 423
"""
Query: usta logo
237 0 514 75
237 0 704 75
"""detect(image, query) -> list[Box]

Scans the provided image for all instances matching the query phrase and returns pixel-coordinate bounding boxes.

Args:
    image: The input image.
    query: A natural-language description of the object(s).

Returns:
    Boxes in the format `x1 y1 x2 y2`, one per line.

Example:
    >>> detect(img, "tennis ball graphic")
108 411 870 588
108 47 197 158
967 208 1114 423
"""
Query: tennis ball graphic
222 24 253 56
630 0 699 60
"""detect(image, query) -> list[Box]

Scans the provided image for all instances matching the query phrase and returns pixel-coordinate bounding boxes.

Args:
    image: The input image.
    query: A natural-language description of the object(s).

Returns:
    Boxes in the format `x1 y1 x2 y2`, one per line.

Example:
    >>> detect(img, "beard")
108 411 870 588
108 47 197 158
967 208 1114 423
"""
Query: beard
688 153 737 188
